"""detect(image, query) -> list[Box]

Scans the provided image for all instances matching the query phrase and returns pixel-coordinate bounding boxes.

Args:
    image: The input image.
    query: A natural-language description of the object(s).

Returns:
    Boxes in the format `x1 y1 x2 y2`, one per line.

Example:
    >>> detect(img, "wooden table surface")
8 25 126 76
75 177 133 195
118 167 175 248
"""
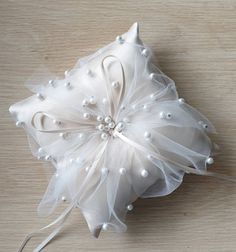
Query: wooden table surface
1 1 236 251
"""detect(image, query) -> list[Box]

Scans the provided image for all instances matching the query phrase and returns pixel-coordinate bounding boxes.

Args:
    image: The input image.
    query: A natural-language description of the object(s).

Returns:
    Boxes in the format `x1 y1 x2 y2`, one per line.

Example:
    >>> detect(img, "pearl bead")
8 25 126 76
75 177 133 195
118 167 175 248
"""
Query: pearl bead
53 119 61 125
127 204 134 211
159 111 165 119
198 121 203 126
83 113 90 119
101 132 108 140
61 132 69 139
166 113 172 119
59 132 66 138
104 116 111 124
199 121 208 129
116 122 125 131
123 117 130 123
15 121 23 127
38 147 43 154
79 133 84 139
89 96 96 105
149 73 155 80
143 104 149 112
132 104 136 110
86 69 92 76
108 122 115 129
141 48 148 57
141 169 149 178
203 124 208 129
147 154 152 160
85 166 90 172
97 115 103 122
101 167 109 175
119 167 126 175
61 196 66 202
64 70 69 76
36 93 44 100
116 35 124 44
206 157 214 165
102 98 108 104
98 124 105 131
102 223 109 230
69 158 74 163
112 81 119 89
120 105 126 110
64 82 71 88
82 99 89 107
49 80 54 86
150 93 155 100
178 98 185 104
104 125 110 131
45 155 52 161
144 131 151 140
55 173 59 178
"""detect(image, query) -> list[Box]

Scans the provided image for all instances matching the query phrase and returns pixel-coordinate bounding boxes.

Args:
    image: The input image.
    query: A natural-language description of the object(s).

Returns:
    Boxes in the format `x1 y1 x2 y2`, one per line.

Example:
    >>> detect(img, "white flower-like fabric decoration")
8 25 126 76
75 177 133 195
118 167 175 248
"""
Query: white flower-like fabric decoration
10 23 216 239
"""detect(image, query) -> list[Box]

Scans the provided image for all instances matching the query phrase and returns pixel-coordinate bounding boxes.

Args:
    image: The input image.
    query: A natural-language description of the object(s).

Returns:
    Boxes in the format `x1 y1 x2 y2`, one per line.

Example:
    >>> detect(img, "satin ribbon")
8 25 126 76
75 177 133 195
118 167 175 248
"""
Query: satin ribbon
17 203 74 252
101 55 126 120
31 111 95 134
31 54 126 135
17 142 108 252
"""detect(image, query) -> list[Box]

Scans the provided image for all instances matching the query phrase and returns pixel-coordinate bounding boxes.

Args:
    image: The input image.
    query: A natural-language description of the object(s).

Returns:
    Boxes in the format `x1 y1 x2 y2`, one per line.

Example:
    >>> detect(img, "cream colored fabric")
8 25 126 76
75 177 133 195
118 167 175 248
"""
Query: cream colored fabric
10 23 215 238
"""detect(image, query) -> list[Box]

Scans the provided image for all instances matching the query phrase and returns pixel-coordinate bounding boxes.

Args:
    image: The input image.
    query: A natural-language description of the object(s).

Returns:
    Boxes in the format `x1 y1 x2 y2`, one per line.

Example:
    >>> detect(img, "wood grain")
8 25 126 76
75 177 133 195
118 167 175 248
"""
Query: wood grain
1 1 236 251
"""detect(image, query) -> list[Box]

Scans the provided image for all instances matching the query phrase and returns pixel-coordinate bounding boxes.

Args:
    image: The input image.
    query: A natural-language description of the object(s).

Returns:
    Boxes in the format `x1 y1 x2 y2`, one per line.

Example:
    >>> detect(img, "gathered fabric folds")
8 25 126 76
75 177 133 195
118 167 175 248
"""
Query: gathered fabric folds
10 23 218 251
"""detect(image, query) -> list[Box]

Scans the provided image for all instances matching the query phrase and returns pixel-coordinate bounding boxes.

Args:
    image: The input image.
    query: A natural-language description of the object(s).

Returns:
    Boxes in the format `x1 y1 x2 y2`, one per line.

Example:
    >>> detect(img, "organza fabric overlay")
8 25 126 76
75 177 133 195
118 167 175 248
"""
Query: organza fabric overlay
9 23 216 236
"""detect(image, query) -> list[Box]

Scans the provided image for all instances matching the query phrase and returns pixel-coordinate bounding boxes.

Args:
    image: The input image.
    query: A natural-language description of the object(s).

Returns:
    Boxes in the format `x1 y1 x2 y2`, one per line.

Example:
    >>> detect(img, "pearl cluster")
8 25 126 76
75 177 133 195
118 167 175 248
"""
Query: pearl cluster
95 115 126 140
96 116 115 140
82 95 97 108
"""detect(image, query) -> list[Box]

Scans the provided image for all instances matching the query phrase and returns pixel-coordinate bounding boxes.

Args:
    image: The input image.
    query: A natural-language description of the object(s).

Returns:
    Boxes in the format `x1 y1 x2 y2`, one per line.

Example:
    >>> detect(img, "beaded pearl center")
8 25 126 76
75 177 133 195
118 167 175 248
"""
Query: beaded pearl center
96 115 125 140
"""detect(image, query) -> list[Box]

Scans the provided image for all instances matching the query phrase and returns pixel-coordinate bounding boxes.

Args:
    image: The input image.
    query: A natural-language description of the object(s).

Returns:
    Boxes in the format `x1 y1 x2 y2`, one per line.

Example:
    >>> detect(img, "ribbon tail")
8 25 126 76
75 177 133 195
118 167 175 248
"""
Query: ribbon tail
17 203 74 252
17 141 108 252
32 223 64 252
